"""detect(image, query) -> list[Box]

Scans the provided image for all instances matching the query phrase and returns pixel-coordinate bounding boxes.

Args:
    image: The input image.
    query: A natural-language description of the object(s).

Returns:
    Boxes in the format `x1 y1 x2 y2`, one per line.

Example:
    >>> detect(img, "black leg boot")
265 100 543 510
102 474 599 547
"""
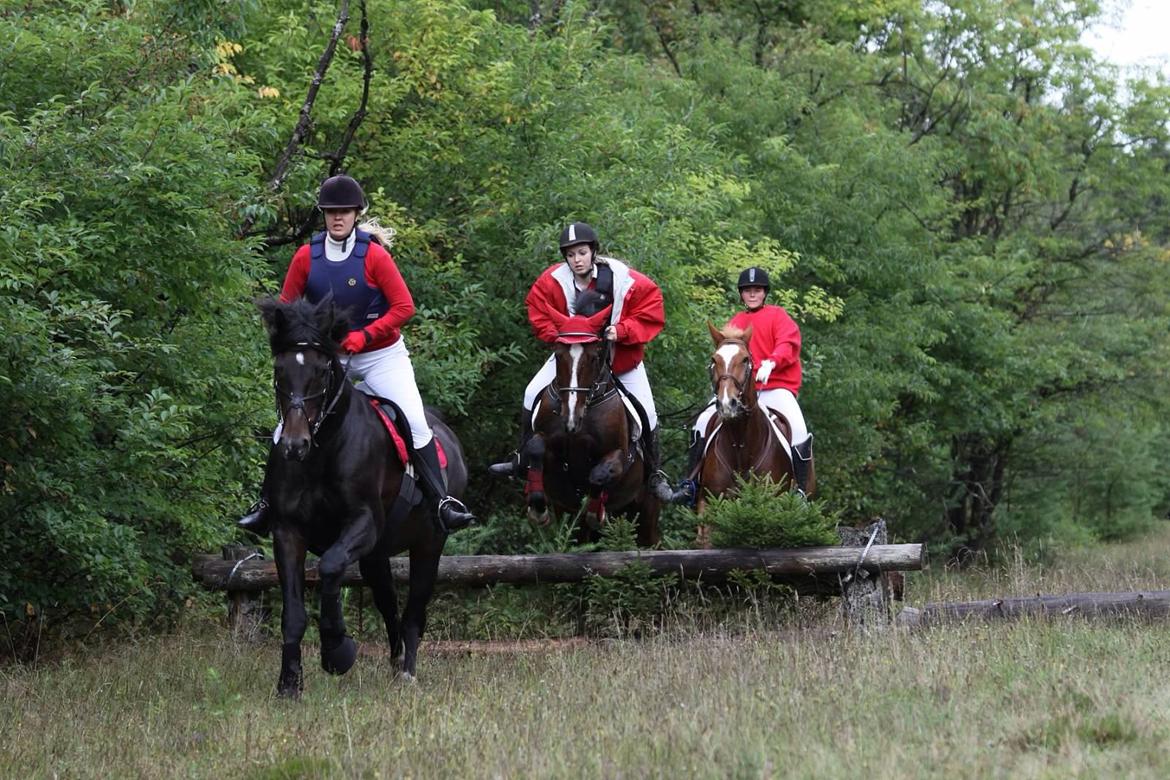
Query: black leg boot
643 426 675 502
238 497 270 535
488 410 534 479
670 429 706 506
238 445 275 535
791 435 814 498
417 438 477 532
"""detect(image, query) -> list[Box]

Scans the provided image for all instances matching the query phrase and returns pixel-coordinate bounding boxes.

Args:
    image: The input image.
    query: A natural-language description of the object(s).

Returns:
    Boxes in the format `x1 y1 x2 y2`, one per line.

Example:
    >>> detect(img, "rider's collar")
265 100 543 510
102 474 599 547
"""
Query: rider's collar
324 231 356 262
571 262 598 290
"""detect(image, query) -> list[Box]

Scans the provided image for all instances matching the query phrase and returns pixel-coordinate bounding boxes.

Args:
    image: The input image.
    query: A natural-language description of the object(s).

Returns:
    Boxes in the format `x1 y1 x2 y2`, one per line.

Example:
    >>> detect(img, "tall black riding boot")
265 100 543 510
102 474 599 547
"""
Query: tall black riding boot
488 410 533 479
643 426 675 502
791 434 814 498
237 497 270 535
238 445 274 535
670 429 706 505
417 438 477 532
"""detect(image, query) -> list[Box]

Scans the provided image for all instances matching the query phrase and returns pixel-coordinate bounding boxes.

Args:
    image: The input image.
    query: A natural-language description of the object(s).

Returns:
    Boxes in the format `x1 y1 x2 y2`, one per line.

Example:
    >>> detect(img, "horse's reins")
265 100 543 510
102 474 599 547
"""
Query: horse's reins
274 340 351 446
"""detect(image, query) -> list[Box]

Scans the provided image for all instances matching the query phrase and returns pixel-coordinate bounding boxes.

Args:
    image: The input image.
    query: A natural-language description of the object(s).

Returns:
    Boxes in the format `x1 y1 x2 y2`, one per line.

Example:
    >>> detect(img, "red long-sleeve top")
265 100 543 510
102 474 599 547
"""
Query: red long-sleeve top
726 304 802 394
526 261 665 374
280 240 415 352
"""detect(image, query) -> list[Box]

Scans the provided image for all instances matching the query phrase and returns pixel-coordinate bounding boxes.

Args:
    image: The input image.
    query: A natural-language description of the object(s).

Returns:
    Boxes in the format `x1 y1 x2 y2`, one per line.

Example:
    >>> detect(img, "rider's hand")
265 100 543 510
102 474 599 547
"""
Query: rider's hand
755 359 775 384
604 325 618 341
340 330 368 354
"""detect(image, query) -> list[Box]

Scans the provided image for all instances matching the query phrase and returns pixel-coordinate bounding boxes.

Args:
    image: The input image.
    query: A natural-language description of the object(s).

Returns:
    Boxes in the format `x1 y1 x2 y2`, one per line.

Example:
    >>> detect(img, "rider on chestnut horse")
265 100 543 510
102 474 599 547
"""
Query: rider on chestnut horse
674 266 814 504
488 221 675 503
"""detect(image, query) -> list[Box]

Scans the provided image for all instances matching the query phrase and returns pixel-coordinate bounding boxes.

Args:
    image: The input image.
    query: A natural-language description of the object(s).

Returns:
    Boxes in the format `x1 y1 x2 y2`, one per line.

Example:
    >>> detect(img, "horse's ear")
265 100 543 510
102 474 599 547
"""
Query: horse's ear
314 296 349 347
707 321 723 345
256 296 284 348
742 324 753 344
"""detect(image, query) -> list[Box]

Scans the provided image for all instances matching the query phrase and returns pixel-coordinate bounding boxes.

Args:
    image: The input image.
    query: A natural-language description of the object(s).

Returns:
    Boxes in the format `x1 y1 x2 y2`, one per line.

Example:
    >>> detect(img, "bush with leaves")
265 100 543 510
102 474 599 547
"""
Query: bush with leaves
703 475 840 549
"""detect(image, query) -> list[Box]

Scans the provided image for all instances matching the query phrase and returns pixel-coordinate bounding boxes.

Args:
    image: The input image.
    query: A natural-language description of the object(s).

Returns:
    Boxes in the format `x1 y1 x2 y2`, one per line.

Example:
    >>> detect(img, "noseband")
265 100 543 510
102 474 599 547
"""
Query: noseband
274 340 348 444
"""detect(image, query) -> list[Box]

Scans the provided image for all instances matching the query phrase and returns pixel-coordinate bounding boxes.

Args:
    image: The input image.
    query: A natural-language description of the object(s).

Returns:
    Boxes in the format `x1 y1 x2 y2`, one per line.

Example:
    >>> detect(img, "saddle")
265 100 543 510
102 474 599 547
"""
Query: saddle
367 395 447 518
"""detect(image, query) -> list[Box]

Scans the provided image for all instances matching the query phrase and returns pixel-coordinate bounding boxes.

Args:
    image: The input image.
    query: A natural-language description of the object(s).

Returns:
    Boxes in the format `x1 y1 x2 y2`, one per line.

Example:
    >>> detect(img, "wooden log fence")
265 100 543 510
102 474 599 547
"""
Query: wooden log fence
196 542 923 592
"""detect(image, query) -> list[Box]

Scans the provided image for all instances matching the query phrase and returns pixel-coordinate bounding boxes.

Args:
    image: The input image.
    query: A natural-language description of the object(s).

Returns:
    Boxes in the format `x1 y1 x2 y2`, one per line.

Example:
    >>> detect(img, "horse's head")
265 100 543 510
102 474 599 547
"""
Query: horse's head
708 321 755 420
551 292 614 433
257 296 350 461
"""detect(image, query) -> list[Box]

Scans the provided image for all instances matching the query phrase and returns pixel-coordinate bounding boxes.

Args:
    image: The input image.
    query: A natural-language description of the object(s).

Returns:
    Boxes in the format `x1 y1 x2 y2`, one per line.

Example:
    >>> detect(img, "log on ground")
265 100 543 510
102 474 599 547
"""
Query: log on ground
896 590 1170 628
194 544 924 592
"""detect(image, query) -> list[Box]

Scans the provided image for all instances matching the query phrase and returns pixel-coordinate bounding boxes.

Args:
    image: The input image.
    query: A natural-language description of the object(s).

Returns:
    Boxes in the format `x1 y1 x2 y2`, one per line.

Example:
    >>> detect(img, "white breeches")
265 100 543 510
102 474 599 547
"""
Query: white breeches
694 387 808 445
346 336 432 448
524 355 658 429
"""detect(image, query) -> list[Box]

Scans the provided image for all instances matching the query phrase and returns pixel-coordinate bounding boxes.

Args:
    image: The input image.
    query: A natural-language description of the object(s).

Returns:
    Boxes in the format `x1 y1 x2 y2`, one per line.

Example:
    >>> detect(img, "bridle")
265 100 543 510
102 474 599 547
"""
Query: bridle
273 340 349 445
547 334 618 410
711 340 754 400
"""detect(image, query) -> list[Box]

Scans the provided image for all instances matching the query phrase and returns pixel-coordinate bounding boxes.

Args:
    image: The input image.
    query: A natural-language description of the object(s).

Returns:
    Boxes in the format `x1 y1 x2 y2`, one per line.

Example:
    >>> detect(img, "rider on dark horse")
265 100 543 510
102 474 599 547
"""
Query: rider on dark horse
674 266 814 503
488 221 676 502
239 174 476 534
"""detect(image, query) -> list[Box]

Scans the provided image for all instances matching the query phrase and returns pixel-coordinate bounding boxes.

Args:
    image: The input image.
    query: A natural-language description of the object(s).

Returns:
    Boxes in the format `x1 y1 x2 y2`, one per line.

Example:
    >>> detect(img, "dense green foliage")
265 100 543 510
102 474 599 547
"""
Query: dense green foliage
703 475 840 549
2 0 1168 641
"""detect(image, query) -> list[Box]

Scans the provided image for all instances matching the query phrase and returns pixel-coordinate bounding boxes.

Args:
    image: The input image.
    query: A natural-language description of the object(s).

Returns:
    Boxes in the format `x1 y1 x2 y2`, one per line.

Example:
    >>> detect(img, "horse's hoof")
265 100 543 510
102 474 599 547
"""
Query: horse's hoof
321 636 358 675
400 670 417 684
527 504 550 526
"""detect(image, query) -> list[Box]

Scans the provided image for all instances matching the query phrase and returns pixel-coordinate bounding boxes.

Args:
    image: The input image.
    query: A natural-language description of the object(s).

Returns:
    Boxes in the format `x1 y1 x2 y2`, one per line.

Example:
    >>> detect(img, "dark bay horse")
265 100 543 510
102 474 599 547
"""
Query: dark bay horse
694 323 814 518
258 296 469 696
522 293 660 546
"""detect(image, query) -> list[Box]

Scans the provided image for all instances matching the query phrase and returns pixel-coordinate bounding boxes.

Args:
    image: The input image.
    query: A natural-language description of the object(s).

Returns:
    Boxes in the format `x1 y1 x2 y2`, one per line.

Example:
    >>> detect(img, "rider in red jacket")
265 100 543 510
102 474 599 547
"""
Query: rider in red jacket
675 266 813 502
489 222 675 502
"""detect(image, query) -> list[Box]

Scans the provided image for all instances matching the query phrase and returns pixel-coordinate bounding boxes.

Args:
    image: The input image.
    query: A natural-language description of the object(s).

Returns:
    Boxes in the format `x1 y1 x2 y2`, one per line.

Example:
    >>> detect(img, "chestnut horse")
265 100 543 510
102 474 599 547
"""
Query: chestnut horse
521 292 660 546
694 322 814 515
258 296 469 696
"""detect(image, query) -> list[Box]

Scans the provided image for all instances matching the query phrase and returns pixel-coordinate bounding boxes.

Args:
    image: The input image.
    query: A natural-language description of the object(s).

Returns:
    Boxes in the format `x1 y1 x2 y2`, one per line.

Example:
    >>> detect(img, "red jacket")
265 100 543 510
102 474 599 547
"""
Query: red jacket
727 304 802 394
526 257 665 374
281 240 415 352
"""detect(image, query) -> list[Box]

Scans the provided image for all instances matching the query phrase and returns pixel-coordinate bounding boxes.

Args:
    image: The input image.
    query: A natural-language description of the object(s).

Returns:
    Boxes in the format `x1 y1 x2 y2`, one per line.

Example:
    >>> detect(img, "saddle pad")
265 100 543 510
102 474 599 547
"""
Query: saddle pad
370 400 447 469
620 392 643 442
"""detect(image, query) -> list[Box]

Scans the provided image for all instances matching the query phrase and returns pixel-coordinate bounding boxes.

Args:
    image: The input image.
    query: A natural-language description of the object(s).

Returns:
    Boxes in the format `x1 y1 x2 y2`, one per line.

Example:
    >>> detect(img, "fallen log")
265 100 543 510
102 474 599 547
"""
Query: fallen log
896 590 1170 628
194 543 924 592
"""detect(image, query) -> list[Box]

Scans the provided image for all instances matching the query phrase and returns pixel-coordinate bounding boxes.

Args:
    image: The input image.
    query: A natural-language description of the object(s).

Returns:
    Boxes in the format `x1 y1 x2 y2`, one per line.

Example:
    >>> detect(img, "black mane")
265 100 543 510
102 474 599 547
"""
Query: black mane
574 289 610 318
256 295 351 355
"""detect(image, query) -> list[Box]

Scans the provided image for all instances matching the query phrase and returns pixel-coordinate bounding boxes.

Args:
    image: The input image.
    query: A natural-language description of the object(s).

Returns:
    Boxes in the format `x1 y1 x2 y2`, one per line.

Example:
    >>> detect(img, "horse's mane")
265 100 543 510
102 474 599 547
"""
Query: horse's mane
257 296 351 355
720 324 749 342
575 289 610 318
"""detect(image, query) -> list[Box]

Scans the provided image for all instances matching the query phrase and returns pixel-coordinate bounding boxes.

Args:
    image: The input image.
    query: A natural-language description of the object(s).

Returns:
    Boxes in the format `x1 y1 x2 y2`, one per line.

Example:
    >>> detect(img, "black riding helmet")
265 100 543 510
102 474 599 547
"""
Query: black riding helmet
559 222 599 255
737 266 771 292
317 174 367 210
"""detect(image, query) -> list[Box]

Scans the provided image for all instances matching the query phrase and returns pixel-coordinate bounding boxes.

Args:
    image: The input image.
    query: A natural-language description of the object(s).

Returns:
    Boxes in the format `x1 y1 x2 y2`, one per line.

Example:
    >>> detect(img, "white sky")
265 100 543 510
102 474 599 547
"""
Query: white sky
1083 0 1170 74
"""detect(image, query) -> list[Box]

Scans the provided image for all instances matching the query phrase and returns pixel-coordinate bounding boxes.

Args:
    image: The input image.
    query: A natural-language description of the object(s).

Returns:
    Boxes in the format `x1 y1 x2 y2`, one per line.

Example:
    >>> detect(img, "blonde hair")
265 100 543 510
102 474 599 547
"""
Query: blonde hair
358 217 397 248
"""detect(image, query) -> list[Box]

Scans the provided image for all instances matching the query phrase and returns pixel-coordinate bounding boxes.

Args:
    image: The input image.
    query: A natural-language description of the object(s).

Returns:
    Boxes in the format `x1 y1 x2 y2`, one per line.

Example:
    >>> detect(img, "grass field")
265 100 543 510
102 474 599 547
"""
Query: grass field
3 526 1170 778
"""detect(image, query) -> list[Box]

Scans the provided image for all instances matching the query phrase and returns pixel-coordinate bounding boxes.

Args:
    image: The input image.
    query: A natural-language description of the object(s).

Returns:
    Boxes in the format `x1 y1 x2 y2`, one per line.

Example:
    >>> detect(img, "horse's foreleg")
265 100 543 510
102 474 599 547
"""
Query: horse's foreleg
358 555 402 668
317 509 378 676
525 434 550 526
399 544 442 681
274 530 308 698
588 449 626 487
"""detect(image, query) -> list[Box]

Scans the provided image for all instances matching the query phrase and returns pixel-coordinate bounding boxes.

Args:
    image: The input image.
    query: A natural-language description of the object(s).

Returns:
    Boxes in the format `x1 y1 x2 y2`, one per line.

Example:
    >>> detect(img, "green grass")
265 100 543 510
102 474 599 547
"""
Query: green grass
4 524 1170 778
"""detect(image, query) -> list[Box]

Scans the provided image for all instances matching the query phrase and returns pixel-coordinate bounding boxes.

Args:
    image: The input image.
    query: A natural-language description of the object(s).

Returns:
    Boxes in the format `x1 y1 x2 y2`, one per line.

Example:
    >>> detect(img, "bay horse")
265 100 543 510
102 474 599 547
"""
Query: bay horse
694 322 814 516
257 296 469 696
522 291 660 546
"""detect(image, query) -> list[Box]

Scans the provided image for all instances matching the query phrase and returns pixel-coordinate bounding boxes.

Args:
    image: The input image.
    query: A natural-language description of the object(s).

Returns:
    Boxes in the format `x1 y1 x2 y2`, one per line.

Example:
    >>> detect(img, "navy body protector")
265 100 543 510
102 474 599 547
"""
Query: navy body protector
304 229 389 328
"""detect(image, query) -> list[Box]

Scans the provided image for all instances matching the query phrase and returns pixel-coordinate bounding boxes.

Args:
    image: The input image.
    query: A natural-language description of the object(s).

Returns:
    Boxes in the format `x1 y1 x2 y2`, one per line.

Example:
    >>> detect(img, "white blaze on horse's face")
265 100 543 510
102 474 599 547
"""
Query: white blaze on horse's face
566 344 584 432
716 342 744 418
296 352 305 366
